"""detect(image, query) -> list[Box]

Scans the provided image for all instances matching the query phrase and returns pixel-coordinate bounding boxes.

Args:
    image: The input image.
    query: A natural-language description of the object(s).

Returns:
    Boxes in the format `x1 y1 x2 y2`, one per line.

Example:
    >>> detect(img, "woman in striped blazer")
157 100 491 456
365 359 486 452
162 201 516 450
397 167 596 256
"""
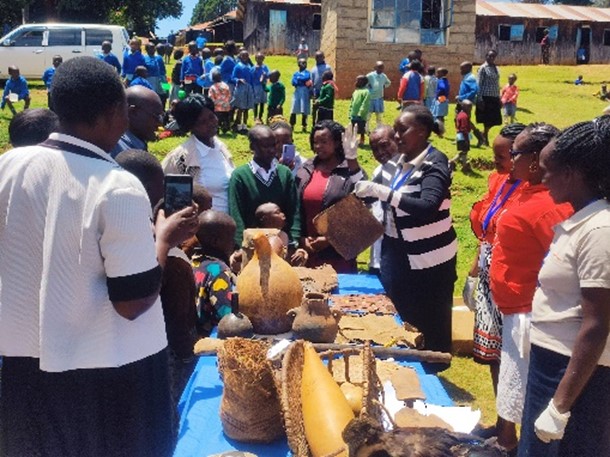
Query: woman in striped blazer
355 105 457 354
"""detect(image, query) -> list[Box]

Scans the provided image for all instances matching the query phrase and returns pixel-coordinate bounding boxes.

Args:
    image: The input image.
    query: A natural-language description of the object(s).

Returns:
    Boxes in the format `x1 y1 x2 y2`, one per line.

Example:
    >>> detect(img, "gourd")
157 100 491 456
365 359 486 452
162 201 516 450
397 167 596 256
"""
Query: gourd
236 233 303 334
301 342 354 457
340 382 363 415
217 292 254 339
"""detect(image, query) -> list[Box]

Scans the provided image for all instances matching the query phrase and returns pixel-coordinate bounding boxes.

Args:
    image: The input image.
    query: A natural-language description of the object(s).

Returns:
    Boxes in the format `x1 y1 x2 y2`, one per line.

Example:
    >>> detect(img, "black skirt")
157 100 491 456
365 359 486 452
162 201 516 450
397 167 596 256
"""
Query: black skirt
475 96 502 127
0 350 175 457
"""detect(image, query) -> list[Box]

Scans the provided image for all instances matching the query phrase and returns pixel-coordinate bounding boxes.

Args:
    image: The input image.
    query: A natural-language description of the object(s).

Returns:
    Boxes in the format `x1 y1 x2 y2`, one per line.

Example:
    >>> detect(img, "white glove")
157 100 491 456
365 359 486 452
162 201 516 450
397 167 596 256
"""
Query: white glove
342 123 359 160
462 276 478 312
354 181 391 201
535 399 571 443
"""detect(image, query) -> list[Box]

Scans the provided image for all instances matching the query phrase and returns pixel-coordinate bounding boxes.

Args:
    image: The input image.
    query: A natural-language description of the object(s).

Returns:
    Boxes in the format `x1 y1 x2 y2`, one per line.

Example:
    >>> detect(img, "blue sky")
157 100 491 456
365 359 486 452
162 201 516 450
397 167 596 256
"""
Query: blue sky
156 0 199 38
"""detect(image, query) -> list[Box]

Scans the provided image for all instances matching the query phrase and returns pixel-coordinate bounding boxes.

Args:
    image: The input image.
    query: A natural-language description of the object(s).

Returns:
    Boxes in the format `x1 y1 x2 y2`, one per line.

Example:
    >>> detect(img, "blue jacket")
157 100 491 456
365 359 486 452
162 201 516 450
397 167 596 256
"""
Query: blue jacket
42 67 56 90
231 62 254 86
181 55 204 80
1 76 29 108
99 52 122 74
129 76 154 90
436 77 450 98
457 73 478 103
144 54 163 78
200 58 215 88
252 64 269 87
399 58 410 74
292 69 312 88
122 50 145 79
220 56 236 84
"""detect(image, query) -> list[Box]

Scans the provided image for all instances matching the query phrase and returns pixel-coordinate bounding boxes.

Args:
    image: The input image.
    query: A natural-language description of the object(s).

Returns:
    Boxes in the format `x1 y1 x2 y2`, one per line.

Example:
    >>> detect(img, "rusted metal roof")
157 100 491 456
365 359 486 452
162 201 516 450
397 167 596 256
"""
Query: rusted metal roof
477 0 610 23
192 10 238 30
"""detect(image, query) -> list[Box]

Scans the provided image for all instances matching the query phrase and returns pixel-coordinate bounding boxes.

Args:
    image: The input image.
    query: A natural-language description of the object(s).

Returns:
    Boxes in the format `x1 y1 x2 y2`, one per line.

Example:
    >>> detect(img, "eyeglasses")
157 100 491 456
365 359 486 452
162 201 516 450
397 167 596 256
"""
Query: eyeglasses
131 105 164 124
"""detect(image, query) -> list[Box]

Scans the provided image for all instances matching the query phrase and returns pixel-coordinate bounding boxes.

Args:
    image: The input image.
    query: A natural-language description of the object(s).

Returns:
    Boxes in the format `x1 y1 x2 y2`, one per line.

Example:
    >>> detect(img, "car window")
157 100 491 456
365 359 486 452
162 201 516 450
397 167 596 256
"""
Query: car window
85 29 113 46
48 28 82 46
12 29 44 47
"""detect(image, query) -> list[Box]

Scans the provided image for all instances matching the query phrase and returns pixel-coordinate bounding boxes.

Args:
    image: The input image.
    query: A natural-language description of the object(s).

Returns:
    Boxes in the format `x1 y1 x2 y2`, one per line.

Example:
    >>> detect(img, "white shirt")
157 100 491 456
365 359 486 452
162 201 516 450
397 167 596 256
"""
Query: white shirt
0 133 167 372
531 199 610 367
162 135 234 213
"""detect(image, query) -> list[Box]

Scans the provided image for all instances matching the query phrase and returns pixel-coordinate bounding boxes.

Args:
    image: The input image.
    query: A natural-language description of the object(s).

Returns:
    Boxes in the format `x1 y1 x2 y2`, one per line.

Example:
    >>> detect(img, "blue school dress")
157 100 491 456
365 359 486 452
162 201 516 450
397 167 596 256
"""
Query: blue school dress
291 69 312 115
231 62 254 109
220 56 236 93
432 77 450 118
252 64 269 104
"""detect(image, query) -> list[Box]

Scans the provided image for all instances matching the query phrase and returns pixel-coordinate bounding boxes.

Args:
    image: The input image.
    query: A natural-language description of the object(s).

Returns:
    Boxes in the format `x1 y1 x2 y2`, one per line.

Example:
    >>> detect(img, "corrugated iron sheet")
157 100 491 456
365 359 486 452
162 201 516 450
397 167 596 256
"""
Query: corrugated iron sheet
477 0 610 23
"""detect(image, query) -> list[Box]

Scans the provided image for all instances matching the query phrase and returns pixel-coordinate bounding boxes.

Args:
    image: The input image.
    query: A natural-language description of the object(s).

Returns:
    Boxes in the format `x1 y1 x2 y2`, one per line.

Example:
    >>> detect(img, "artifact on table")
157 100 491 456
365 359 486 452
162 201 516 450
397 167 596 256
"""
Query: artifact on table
330 294 397 315
193 337 224 355
280 340 384 457
293 264 339 294
287 292 342 343
390 366 426 402
217 292 254 339
217 338 284 443
335 314 423 348
342 418 507 457
239 228 280 271
236 233 303 334
313 194 384 260
394 407 453 431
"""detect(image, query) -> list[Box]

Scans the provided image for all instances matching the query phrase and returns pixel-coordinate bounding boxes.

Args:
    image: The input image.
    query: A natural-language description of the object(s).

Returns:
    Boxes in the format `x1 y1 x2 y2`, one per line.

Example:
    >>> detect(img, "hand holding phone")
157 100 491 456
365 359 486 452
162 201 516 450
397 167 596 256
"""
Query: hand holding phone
281 144 296 166
164 174 193 216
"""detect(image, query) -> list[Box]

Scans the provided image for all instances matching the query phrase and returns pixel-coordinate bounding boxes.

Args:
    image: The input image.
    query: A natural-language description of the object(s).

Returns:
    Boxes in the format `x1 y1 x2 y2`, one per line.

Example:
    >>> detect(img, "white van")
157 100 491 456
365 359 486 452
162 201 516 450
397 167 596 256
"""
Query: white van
0 24 129 82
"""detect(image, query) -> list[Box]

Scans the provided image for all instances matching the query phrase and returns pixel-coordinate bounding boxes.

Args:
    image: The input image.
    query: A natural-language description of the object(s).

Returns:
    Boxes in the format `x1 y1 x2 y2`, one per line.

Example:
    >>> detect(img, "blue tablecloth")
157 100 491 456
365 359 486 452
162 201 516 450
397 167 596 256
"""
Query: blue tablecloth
174 274 453 457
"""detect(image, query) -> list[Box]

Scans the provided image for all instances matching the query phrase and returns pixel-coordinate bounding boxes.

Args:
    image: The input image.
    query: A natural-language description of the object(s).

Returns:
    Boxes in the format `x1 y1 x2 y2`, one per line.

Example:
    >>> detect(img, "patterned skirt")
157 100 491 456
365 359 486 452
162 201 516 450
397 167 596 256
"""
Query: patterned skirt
472 242 503 364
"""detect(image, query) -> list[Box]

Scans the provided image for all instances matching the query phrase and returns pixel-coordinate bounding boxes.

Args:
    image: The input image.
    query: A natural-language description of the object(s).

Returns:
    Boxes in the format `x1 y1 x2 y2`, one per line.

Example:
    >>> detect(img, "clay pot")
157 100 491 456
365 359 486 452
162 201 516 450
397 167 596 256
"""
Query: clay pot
217 292 254 339
236 233 303 334
287 292 341 343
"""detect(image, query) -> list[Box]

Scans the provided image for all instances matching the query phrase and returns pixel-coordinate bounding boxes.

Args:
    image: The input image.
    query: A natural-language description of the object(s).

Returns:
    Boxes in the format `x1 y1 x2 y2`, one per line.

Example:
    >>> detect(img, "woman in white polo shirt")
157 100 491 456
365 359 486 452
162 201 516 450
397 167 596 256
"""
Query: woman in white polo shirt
518 117 610 456
162 94 235 213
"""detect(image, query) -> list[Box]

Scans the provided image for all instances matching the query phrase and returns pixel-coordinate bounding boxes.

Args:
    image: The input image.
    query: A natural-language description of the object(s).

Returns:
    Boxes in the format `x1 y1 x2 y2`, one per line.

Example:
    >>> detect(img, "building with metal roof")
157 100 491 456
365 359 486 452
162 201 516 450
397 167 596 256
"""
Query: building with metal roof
476 0 610 64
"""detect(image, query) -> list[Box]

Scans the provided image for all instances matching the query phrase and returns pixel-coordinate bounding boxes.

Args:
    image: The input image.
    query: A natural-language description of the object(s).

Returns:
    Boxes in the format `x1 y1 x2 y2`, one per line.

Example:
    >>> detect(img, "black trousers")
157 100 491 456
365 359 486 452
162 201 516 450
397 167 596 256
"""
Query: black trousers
0 350 175 457
380 236 456 354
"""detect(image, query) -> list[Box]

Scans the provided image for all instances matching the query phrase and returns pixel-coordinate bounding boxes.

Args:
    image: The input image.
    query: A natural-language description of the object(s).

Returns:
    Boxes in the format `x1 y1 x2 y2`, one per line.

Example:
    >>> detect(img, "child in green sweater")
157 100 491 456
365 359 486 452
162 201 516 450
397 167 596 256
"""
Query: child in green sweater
267 70 285 122
228 125 301 247
314 70 336 123
349 75 370 144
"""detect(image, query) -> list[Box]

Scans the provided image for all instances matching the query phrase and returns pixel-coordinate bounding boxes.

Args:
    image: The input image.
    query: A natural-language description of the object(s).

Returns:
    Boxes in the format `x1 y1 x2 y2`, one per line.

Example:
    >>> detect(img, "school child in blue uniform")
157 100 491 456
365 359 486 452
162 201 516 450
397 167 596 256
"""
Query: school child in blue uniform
181 42 204 95
231 50 255 133
220 41 238 94
199 48 215 96
122 38 146 84
252 52 270 124
1 66 30 115
144 43 168 107
432 68 450 130
42 55 62 111
98 41 122 74
129 66 154 90
290 59 312 131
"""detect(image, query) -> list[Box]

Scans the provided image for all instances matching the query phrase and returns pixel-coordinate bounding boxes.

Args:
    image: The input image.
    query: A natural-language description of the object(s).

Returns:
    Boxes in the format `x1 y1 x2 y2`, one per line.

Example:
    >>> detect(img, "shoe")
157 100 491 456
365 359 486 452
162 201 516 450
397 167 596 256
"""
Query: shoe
461 163 473 173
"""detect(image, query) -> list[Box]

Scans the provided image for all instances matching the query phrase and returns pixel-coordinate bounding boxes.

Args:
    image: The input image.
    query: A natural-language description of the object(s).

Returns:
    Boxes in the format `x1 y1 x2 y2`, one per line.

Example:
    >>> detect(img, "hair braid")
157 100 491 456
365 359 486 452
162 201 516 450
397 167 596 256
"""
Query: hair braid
552 116 610 199
499 123 526 140
519 122 560 154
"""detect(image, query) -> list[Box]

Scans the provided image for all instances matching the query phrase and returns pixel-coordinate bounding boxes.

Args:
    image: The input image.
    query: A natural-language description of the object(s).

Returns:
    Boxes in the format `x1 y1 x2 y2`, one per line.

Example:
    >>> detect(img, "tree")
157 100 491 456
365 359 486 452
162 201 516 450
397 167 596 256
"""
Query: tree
0 0 182 36
191 0 237 25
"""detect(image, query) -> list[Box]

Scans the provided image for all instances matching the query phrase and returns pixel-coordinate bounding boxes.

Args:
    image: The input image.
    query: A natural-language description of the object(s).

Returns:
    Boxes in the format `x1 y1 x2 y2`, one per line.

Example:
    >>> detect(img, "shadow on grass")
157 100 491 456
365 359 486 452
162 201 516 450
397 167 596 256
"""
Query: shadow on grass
516 107 533 114
437 376 476 404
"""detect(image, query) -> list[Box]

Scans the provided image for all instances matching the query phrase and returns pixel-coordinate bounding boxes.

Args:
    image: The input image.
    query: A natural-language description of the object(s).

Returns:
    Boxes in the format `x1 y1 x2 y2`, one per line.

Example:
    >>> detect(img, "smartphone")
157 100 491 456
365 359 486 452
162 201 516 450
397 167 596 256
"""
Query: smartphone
164 174 193 216
281 144 296 165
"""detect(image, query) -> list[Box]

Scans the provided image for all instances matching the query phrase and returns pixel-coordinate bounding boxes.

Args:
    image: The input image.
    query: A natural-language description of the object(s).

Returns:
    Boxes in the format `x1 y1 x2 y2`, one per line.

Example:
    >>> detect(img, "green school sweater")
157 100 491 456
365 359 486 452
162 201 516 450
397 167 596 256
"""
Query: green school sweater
268 81 286 108
316 82 334 109
349 88 370 120
228 162 301 246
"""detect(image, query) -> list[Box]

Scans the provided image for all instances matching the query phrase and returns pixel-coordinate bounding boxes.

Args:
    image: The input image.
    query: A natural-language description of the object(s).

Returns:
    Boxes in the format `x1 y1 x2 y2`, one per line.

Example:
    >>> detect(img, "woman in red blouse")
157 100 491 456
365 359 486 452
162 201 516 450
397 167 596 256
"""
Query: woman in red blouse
489 123 573 453
464 123 525 446
295 120 363 272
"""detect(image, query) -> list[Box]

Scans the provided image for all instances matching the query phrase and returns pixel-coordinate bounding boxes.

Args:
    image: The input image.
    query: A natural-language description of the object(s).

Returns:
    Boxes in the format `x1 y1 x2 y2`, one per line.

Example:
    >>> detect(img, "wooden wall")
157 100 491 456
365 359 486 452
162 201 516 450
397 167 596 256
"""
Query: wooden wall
321 0 477 99
475 16 610 65
242 2 321 55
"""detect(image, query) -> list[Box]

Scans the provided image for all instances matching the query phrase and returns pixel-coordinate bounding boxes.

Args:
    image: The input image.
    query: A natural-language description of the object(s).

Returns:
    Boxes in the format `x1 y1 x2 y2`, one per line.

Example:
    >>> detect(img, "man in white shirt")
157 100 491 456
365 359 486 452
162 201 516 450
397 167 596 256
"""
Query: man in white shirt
0 56 197 457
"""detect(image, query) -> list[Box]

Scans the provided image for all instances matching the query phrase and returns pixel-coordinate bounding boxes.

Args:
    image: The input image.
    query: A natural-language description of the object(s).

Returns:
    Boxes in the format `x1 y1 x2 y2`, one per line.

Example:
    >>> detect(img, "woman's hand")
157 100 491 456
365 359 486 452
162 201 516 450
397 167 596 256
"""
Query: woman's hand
342 124 359 160
306 236 330 253
290 248 309 266
354 181 391 201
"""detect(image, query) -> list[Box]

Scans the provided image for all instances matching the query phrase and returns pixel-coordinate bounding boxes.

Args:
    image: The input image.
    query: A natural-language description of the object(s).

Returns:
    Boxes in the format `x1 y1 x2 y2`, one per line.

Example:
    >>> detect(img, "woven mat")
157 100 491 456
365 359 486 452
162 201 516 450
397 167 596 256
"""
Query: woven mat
335 314 423 348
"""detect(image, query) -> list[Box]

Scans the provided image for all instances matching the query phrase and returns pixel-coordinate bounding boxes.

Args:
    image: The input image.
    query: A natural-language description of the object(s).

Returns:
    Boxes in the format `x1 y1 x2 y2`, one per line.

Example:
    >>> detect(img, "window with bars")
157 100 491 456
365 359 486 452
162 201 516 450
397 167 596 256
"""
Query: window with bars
369 0 452 45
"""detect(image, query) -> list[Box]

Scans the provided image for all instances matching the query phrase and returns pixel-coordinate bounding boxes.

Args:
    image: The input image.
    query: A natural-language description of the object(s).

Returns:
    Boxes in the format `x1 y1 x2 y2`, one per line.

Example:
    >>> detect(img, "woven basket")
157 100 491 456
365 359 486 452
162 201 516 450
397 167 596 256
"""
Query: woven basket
279 340 384 457
313 194 384 261
218 338 285 443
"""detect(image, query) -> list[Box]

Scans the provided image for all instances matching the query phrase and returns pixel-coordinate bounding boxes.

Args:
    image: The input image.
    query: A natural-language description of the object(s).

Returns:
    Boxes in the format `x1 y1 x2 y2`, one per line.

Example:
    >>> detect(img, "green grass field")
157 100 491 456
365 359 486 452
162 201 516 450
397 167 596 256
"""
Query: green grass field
1 57 608 426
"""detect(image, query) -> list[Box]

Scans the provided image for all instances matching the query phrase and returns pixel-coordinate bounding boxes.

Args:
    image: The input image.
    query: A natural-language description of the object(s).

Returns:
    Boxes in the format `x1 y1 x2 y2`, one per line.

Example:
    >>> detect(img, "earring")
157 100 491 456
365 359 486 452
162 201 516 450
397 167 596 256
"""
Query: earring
529 162 539 173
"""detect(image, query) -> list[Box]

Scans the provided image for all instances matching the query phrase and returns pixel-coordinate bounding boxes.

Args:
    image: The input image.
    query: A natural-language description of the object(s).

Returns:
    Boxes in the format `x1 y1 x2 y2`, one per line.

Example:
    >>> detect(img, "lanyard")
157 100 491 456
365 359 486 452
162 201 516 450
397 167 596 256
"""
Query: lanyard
482 179 521 234
390 149 431 191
